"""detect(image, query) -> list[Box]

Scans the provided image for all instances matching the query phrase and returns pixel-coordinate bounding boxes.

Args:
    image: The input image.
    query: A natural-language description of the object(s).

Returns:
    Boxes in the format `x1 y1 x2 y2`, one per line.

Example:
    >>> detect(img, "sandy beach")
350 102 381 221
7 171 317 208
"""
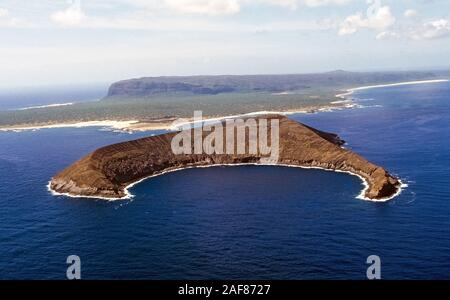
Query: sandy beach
335 79 449 99
2 79 448 134
0 105 341 133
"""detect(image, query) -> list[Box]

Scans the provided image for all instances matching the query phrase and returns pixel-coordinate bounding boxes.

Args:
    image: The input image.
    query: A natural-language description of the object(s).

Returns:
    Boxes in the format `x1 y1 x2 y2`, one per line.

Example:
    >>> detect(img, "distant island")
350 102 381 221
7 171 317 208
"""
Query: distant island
49 115 401 201
1 70 449 132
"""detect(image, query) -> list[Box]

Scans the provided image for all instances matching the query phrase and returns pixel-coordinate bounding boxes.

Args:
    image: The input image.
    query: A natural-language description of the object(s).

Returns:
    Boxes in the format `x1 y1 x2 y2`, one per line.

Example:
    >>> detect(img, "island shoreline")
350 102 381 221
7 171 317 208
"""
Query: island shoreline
3 78 448 133
47 162 405 203
335 79 449 99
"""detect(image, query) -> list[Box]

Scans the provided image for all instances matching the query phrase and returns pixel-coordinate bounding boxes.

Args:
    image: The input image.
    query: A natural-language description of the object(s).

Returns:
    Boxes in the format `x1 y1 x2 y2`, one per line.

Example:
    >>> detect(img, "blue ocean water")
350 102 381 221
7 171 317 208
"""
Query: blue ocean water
0 82 449 279
0 84 107 111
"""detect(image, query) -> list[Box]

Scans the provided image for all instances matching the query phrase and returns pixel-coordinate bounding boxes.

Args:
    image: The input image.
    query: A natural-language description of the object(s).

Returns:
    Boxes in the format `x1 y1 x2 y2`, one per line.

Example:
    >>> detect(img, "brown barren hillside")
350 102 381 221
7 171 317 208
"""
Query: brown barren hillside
50 115 400 201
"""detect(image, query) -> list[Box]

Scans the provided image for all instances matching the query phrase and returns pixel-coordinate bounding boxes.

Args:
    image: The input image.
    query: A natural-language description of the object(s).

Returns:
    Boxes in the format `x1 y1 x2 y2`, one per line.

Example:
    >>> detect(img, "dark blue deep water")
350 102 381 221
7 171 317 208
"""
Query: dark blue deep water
1 82 450 279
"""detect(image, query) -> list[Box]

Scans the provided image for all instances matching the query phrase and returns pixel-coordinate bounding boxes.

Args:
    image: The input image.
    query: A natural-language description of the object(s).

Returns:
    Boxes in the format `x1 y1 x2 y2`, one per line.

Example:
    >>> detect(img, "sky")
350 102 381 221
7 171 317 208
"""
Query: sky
0 0 449 89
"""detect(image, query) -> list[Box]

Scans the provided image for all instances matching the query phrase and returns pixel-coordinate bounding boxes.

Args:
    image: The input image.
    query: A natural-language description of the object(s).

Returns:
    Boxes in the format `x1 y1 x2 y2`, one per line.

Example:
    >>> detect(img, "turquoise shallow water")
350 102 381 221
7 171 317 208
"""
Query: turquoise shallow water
0 82 449 279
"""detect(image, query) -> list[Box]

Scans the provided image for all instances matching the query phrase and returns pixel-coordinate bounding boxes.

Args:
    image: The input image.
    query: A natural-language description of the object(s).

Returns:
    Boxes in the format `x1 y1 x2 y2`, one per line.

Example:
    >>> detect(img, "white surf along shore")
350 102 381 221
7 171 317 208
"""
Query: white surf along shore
0 120 141 133
45 78 448 202
335 79 449 99
15 102 74 110
0 109 341 133
47 162 407 203
3 78 449 133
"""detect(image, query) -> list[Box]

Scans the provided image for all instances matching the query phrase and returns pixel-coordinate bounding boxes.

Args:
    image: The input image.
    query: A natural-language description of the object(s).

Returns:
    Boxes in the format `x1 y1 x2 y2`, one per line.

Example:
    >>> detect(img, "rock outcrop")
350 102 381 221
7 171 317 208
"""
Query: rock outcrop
50 115 400 201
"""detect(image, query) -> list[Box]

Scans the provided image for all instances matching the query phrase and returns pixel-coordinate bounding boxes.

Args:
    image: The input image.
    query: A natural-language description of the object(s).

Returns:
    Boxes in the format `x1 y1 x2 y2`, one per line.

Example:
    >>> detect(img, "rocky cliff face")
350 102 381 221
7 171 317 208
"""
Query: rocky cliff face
105 72 438 98
50 116 400 201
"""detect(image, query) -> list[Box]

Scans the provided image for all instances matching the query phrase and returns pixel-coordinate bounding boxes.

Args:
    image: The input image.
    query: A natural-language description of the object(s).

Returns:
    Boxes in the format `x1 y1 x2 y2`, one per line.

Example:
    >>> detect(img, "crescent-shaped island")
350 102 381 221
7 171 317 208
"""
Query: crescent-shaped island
49 115 401 201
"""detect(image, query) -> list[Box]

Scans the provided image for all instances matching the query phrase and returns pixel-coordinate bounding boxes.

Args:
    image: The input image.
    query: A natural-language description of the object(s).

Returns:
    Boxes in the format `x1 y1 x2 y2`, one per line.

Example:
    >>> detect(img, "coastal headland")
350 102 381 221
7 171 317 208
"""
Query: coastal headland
49 115 401 201
1 71 448 132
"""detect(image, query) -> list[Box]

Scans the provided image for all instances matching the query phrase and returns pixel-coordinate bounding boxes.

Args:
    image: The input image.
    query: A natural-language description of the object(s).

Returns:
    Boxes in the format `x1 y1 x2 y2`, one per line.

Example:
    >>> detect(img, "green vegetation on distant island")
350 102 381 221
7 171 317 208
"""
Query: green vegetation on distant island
1 70 448 127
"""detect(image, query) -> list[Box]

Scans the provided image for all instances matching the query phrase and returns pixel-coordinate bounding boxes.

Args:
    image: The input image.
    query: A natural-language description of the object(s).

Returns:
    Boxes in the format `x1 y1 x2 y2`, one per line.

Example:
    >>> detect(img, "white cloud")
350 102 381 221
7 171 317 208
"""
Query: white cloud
165 0 240 15
50 3 86 27
410 19 450 40
404 9 418 18
303 0 351 7
0 7 32 28
338 6 395 36
2 0 357 31
376 30 398 40
338 14 364 35
0 7 9 17
375 19 450 41
260 0 352 9
260 0 299 9
163 0 352 15
45 0 354 30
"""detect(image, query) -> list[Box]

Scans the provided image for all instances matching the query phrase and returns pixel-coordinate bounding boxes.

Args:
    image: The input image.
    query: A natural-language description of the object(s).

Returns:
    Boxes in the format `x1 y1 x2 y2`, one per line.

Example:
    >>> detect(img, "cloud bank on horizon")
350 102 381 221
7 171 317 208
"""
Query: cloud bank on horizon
0 0 449 88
